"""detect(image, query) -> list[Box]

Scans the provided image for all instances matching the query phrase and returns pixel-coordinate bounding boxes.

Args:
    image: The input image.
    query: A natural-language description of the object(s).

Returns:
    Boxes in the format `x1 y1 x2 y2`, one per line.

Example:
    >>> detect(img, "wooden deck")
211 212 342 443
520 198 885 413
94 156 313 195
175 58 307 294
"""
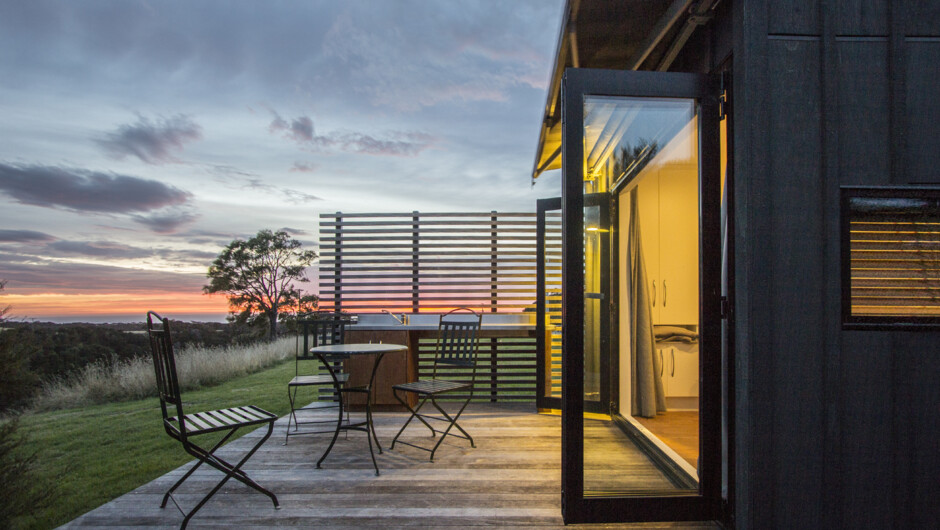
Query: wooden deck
64 403 718 528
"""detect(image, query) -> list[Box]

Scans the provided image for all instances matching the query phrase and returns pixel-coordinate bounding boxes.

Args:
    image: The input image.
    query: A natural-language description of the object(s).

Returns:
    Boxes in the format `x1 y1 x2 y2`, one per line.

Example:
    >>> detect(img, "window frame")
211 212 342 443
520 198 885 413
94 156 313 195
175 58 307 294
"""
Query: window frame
841 185 940 330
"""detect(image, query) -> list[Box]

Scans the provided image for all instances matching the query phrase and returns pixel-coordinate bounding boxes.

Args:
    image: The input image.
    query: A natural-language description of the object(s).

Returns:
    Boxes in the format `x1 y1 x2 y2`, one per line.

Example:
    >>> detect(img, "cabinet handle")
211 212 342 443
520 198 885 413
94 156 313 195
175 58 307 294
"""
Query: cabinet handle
652 280 656 307
659 349 663 377
663 280 667 307
671 349 675 377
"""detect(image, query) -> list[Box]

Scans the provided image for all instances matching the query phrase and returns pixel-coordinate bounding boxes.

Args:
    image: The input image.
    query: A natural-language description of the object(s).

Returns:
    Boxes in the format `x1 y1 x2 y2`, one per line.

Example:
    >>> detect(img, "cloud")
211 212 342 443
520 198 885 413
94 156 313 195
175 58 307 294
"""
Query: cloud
209 165 322 203
319 2 560 111
289 161 317 173
97 114 202 164
331 130 435 157
0 229 56 243
132 210 199 233
243 178 322 204
0 253 208 295
0 163 192 213
48 240 152 259
267 110 434 157
269 114 313 142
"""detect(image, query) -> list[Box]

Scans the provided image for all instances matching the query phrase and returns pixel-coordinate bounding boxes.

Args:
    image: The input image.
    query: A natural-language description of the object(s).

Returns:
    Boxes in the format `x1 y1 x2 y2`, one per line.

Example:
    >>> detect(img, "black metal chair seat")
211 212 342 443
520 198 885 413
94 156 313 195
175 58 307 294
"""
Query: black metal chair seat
166 406 277 438
147 312 278 529
393 379 469 395
390 308 482 462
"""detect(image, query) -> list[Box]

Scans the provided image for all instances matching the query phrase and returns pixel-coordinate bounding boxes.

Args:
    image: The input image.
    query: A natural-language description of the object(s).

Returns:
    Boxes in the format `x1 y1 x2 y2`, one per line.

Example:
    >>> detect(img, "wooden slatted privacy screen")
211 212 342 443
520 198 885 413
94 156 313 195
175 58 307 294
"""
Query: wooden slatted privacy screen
318 211 557 402
318 212 540 313
843 188 940 324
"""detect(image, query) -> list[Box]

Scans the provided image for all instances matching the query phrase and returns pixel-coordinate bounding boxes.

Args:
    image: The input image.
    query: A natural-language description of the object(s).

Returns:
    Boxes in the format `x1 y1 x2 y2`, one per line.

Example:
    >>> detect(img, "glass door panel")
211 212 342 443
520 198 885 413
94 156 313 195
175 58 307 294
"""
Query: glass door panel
560 68 722 523
537 198 562 410
584 95 700 494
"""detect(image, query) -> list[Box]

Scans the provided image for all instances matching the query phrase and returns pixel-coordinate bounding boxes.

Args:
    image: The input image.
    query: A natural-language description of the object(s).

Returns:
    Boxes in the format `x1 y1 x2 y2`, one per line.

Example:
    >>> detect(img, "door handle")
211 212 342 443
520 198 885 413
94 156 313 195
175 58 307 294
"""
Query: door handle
652 280 656 307
671 349 675 377
659 349 663 377
663 280 667 307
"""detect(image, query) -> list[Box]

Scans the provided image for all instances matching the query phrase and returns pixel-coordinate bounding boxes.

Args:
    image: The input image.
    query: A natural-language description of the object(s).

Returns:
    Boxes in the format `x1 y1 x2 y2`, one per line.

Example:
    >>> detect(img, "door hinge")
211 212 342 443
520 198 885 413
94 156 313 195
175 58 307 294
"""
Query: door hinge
720 296 730 319
719 71 730 121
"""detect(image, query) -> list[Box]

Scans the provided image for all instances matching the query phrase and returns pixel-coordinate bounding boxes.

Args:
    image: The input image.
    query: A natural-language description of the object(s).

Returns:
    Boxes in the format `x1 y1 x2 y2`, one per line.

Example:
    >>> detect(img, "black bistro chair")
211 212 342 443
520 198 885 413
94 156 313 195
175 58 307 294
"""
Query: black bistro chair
390 307 483 461
285 315 349 443
146 312 278 529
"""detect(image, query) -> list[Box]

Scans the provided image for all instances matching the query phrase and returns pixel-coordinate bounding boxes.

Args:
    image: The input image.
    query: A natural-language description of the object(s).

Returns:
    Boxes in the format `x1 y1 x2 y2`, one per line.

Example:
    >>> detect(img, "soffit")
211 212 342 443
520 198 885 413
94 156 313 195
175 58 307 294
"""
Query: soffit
532 0 693 182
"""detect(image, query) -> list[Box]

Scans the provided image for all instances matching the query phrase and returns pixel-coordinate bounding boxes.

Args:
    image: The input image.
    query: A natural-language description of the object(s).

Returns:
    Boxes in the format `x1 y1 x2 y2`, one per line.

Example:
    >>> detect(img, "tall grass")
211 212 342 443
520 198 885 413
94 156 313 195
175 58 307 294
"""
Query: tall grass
31 336 296 412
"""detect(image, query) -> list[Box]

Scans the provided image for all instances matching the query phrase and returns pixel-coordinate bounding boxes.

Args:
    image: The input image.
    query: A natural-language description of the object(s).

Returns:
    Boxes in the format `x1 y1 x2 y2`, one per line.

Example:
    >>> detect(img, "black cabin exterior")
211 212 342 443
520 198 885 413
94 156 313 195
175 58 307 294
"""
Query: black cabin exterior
530 1 940 527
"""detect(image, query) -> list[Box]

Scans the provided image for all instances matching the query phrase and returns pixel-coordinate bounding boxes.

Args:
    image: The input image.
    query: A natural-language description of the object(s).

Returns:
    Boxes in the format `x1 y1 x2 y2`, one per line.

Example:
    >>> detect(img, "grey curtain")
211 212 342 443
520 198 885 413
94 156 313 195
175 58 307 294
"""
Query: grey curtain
629 190 667 417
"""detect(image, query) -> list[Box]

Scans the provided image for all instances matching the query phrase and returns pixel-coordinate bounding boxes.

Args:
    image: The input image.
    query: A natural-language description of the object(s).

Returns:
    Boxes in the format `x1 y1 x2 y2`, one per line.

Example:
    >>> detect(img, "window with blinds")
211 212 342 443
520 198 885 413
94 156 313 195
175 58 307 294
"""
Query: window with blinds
842 187 940 328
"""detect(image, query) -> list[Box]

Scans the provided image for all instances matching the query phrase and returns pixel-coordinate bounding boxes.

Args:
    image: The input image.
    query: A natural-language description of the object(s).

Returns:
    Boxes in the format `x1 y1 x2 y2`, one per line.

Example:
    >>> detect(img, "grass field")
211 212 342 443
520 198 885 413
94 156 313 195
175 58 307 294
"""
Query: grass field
13 358 297 529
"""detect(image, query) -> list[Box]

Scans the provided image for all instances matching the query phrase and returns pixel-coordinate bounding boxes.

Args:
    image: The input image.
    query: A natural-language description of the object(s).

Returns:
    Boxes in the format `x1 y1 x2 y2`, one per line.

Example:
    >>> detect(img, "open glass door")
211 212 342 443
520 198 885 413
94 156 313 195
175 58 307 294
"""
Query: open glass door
536 197 562 411
538 195 610 414
560 68 723 523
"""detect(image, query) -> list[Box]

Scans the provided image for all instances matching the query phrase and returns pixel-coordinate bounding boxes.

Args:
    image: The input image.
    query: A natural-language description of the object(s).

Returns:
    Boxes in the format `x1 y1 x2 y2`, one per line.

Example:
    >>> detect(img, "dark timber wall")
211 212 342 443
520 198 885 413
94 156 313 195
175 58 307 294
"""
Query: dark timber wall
734 1 940 528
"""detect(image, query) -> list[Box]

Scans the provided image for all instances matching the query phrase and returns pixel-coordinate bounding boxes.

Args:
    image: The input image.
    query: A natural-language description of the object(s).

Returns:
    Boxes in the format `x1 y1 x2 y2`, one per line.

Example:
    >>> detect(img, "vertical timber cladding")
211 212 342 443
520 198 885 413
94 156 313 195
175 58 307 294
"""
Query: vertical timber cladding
317 212 543 401
740 1 940 529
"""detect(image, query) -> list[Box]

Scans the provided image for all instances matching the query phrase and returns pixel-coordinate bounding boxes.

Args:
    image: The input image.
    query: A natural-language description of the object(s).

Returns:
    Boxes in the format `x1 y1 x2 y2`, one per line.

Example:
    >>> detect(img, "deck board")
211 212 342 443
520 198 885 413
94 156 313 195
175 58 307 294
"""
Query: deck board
63 403 718 528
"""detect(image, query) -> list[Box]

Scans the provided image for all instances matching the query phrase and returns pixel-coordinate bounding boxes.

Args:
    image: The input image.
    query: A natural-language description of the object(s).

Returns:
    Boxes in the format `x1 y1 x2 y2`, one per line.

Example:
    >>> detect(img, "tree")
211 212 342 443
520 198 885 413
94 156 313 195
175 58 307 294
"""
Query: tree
204 230 318 339
0 281 40 412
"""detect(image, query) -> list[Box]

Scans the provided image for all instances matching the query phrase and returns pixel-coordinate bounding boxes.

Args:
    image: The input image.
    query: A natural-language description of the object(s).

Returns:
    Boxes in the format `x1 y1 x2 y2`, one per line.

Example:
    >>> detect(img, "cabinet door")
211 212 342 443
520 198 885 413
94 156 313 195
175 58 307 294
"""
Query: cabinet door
666 346 700 397
657 165 699 325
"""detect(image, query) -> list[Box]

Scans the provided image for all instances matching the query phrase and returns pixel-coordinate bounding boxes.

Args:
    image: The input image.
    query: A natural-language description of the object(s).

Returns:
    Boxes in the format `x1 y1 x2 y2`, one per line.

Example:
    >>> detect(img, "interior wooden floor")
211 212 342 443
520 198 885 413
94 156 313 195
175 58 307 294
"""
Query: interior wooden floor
65 403 717 528
633 410 700 469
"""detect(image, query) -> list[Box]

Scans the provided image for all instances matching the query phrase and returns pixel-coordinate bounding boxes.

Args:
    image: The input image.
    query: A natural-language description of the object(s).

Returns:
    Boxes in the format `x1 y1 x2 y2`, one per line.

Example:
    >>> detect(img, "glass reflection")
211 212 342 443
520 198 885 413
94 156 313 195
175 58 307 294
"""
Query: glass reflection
582 95 700 495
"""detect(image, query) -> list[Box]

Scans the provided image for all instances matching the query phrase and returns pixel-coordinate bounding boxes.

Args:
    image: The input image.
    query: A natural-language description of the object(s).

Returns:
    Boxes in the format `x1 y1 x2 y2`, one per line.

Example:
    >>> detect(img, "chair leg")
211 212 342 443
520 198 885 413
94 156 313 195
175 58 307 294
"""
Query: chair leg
390 390 434 450
285 386 298 444
427 395 474 462
172 421 279 528
162 429 236 508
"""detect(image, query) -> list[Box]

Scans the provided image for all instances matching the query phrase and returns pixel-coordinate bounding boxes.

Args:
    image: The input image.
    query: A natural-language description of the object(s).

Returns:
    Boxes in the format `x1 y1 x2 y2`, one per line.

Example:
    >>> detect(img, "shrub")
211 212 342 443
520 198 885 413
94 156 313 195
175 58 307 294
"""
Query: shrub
0 417 55 528
0 331 40 412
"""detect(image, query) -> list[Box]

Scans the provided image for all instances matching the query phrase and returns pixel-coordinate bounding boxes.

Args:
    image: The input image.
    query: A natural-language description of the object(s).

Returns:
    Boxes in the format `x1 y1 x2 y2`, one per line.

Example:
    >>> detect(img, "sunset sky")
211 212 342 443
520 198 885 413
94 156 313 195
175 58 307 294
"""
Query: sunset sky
0 0 564 322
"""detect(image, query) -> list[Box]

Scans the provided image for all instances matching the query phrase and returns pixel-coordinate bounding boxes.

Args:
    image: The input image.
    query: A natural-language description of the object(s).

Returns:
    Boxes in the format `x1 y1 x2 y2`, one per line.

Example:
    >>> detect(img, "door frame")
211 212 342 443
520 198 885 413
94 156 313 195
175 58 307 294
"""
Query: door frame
559 67 724 523
537 194 611 414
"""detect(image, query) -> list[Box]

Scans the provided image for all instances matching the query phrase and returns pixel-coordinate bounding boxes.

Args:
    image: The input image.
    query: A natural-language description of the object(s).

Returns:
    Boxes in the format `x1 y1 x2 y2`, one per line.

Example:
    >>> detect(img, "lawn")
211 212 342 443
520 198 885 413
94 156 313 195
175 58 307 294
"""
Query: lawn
14 358 297 529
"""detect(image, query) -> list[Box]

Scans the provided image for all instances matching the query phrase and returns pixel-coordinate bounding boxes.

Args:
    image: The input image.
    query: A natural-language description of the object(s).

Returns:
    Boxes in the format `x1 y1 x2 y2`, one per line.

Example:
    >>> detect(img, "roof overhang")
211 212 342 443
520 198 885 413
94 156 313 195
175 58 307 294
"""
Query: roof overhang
531 0 718 183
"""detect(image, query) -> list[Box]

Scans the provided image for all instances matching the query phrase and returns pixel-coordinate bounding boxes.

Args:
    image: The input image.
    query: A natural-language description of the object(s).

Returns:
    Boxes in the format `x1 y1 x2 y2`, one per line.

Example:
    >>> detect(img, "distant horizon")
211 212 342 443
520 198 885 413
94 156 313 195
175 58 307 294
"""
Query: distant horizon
6 313 230 325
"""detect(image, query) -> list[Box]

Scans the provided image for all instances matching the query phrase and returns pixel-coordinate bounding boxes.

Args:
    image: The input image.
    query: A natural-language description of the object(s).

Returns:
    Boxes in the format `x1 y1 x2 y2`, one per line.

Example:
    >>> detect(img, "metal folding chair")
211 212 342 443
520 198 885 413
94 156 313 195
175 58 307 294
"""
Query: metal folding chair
147 312 279 529
285 315 349 443
390 307 482 461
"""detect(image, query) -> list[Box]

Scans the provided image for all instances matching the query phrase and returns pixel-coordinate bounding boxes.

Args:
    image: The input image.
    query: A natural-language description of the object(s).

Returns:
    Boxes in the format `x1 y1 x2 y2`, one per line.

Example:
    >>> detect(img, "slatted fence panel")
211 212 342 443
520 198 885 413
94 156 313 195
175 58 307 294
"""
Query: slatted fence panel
318 212 539 313
318 211 545 403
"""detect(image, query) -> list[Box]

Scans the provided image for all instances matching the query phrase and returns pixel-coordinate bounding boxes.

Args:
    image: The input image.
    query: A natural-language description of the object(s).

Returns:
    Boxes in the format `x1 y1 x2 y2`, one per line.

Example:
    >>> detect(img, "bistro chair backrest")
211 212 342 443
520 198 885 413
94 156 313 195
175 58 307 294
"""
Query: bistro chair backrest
433 308 482 370
147 311 185 434
298 316 346 361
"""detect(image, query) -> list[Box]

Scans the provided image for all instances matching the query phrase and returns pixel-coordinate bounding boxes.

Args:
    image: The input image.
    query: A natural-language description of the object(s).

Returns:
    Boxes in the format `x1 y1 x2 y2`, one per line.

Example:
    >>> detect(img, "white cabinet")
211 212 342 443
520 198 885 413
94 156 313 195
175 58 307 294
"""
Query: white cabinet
658 343 699 398
636 165 699 326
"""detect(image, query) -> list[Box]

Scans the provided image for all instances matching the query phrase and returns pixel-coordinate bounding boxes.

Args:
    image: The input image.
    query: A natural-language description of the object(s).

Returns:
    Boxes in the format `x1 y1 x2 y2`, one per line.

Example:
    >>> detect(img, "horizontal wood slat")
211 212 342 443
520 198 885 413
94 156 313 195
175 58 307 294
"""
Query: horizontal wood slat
319 212 544 314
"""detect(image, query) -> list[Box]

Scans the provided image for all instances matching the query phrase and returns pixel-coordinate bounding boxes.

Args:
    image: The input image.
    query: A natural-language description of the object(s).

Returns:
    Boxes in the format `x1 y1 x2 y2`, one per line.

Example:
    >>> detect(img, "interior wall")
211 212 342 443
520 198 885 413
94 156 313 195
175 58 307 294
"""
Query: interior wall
733 1 940 528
